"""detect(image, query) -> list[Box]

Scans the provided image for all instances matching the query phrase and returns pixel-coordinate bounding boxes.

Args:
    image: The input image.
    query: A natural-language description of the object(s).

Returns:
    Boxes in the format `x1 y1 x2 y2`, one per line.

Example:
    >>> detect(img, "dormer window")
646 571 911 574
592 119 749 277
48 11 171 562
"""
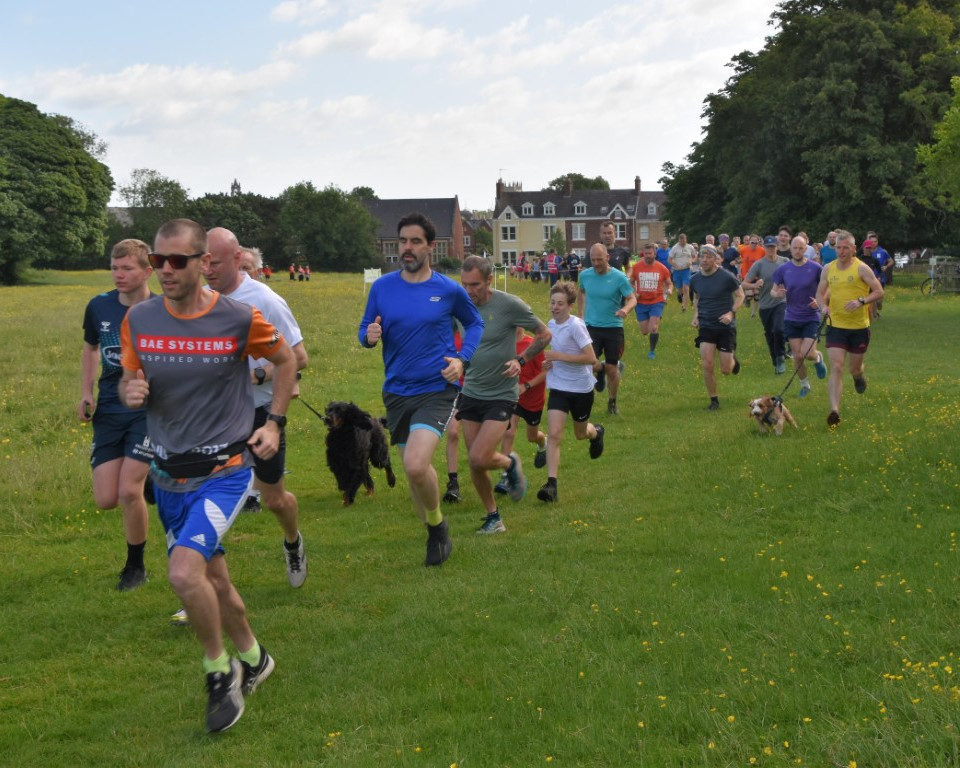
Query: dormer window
521 203 533 216
647 202 657 216
574 202 586 215
543 202 555 216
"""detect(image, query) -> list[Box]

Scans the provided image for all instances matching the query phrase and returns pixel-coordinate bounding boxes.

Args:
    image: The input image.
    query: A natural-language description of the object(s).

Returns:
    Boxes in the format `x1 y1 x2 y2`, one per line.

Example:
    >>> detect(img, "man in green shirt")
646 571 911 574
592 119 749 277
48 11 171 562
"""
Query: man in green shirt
457 256 551 533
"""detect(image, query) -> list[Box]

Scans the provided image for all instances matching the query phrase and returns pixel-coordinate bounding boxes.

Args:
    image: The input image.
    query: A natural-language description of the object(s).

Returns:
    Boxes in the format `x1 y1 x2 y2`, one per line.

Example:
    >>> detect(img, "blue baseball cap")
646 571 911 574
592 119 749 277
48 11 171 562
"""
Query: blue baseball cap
763 235 777 246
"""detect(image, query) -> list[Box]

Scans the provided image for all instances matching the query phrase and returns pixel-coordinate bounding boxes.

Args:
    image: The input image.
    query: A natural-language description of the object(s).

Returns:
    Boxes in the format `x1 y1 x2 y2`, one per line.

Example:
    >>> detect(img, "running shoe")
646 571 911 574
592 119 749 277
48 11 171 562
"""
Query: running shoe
607 399 619 416
775 359 786 375
814 352 827 380
206 658 244 733
240 643 275 696
647 350 656 360
707 400 720 411
854 376 867 394
589 425 605 459
594 365 606 392
617 360 625 376
533 441 547 469
117 565 146 592
505 452 526 502
799 382 811 398
284 534 307 588
425 519 453 566
242 494 261 513
493 471 509 495
537 483 558 502
476 512 506 534
170 607 190 627
442 478 461 503
827 411 840 427
732 358 741 375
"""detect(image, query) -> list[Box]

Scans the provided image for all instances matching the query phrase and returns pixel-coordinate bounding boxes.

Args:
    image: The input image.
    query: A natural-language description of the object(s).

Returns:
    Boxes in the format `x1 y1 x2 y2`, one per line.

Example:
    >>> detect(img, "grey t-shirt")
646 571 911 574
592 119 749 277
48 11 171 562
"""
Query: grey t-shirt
462 290 540 401
746 256 788 309
690 268 741 330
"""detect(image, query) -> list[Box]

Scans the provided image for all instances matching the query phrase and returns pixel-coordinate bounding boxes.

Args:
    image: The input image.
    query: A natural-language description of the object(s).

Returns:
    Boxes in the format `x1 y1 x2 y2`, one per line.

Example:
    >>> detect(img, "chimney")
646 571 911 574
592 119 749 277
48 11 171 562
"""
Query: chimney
563 177 573 197
496 178 504 199
635 176 642 195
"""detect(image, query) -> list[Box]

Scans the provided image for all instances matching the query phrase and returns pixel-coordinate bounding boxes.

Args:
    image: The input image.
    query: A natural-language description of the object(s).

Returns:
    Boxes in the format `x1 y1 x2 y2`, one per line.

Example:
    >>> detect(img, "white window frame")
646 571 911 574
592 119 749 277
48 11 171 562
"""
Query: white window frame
543 224 557 242
615 223 627 240
543 202 556 216
501 225 516 242
502 250 518 266
574 202 587 215
647 202 657 216
522 203 534 216
640 226 650 240
571 223 586 241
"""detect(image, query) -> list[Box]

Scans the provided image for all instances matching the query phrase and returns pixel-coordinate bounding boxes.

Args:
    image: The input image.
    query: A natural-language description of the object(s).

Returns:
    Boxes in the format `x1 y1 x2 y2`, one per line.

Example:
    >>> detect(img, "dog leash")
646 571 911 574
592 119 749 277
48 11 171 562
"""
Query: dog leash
762 313 829 423
297 396 326 421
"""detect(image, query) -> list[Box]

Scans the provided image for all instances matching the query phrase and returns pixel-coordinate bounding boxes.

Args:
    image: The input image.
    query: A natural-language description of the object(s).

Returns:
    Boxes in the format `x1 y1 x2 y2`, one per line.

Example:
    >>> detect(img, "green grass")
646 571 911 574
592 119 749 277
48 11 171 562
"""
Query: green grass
1 270 959 767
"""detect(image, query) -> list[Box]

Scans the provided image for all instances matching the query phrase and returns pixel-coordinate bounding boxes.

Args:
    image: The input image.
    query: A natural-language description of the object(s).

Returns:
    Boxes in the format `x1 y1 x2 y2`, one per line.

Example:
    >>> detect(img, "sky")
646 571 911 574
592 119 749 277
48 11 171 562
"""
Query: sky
1 0 781 212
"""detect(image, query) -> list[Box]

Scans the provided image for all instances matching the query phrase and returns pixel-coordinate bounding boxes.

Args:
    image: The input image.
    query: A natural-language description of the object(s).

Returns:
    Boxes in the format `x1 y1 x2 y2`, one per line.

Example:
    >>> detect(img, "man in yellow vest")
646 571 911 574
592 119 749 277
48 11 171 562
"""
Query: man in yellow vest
814 229 884 427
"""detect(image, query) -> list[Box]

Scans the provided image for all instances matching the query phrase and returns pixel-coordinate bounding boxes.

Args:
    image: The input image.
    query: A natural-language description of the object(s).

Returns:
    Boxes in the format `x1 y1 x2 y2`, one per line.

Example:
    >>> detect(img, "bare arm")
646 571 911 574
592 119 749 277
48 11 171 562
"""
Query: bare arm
505 321 552 377
248 340 296 460
78 343 99 420
545 343 597 366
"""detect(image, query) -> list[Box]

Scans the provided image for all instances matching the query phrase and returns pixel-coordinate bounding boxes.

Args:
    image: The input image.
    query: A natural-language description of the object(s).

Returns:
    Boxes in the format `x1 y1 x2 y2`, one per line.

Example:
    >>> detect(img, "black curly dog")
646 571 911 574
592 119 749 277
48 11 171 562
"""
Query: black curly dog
323 401 396 506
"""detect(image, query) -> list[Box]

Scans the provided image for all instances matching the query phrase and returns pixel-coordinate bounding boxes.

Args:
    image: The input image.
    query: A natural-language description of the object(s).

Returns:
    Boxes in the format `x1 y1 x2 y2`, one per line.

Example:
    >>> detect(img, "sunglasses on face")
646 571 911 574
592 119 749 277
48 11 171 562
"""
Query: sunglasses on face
148 252 205 269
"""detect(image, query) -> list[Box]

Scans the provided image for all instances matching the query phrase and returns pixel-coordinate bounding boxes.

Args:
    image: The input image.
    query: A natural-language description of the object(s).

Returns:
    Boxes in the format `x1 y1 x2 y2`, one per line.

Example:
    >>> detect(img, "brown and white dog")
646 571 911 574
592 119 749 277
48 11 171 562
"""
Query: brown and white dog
748 396 798 436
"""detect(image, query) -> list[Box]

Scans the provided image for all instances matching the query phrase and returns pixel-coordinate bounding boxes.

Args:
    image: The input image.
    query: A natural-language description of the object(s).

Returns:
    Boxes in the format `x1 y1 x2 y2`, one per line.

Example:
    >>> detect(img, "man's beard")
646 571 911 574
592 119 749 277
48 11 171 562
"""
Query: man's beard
401 252 428 272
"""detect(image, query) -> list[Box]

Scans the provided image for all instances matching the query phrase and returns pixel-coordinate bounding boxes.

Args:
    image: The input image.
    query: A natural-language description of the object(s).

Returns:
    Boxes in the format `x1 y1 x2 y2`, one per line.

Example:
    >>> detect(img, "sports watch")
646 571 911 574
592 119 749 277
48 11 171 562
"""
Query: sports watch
266 413 287 428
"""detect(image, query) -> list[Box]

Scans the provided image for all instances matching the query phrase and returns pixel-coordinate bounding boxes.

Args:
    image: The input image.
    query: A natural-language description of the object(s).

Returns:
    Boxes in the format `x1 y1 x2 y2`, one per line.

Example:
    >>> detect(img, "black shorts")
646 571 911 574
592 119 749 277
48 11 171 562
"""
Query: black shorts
90 409 153 469
586 325 625 365
383 385 459 445
456 394 515 423
251 406 286 484
547 389 594 422
696 326 738 353
514 403 543 427
825 326 870 354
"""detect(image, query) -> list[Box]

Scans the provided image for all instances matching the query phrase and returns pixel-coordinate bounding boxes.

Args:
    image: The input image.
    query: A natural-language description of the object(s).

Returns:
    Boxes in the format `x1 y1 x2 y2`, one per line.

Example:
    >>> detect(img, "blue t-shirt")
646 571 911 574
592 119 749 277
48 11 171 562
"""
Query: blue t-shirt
359 270 483 396
772 260 823 323
820 244 837 265
655 247 671 269
83 289 155 414
578 267 634 328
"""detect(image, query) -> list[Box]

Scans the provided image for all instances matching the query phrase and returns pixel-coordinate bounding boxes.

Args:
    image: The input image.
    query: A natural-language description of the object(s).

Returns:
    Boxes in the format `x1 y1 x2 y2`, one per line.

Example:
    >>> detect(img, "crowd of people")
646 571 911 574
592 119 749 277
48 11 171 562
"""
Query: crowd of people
77 212 886 734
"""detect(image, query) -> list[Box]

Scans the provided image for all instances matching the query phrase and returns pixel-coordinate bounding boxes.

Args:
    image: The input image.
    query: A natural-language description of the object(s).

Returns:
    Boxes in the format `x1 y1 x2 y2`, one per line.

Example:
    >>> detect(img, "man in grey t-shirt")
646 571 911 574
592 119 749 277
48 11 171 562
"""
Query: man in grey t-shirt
457 255 551 534
743 235 789 374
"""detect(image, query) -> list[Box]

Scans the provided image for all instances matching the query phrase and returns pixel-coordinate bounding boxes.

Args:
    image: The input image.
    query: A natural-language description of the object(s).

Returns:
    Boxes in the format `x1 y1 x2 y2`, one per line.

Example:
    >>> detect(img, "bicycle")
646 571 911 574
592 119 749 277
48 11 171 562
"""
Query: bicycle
920 258 960 295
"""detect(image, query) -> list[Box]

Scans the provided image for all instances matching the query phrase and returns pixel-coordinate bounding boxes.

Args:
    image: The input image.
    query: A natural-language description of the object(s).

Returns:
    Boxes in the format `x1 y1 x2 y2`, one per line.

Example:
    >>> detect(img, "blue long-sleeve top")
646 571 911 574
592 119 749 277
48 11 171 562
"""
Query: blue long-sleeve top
358 270 484 395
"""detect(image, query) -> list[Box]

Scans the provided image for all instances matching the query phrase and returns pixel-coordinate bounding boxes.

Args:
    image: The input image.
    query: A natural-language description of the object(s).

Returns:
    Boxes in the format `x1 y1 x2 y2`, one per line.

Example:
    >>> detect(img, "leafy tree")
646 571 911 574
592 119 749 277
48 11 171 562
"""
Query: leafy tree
277 182 379 270
474 227 493 255
660 1 960 248
348 186 378 201
0 95 113 282
186 193 265 245
545 228 567 255
545 173 610 192
917 76 960 211
118 168 189 244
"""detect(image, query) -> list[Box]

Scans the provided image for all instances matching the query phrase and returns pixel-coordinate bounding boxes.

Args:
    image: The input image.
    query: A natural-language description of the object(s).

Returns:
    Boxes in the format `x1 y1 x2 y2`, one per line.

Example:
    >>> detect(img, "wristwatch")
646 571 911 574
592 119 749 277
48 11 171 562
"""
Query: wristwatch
266 412 287 429
857 297 866 305
516 355 527 367
457 355 470 371
253 367 266 385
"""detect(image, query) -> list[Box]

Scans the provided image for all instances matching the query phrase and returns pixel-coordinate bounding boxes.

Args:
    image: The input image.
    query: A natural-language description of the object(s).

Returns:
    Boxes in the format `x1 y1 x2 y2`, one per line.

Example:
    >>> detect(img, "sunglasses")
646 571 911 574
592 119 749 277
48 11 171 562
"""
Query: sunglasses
148 252 205 269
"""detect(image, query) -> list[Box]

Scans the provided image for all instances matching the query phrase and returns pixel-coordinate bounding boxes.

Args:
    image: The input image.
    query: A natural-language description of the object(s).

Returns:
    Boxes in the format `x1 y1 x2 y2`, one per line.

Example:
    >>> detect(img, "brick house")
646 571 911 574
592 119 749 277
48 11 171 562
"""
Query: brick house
362 197 464 267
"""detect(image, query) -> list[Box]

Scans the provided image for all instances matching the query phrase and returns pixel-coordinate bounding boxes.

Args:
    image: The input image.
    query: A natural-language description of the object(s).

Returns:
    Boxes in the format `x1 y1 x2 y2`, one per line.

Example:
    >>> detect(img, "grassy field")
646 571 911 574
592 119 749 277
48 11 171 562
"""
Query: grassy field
1 269 958 767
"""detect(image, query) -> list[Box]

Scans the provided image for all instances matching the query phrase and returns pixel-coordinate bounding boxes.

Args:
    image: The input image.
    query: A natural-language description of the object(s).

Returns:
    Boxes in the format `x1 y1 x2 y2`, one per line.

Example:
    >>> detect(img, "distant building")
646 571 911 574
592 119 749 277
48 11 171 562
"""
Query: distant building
362 197 464 267
492 176 668 265
461 211 493 255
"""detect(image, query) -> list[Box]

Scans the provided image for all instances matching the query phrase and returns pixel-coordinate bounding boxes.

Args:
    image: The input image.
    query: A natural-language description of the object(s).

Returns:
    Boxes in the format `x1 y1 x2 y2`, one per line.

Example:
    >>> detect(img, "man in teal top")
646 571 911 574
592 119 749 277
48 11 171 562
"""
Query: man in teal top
457 255 551 534
577 243 636 415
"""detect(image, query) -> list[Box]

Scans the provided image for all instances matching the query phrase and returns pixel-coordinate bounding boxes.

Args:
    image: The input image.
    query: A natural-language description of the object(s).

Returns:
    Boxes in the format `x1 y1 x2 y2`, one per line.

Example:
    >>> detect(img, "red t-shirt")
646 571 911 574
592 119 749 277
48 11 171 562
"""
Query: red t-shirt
516 334 546 411
631 260 672 304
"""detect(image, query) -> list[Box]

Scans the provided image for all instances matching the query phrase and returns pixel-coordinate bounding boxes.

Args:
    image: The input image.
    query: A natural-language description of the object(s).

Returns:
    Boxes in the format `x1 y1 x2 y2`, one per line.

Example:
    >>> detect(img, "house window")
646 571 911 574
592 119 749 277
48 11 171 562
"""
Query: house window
521 203 533 216
501 225 516 242
383 241 398 256
571 223 586 241
543 224 557 242
464 235 471 248
502 250 518 266
573 248 587 259
505 211 512 220
647 202 657 216
434 240 448 259
616 223 627 240
574 202 586 215
543 203 555 216
640 226 649 240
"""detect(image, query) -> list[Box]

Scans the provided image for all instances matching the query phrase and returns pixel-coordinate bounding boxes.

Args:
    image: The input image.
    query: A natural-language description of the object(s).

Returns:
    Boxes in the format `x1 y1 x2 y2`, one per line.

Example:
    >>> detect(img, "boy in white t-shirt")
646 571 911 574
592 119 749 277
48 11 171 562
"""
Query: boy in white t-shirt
538 281 605 502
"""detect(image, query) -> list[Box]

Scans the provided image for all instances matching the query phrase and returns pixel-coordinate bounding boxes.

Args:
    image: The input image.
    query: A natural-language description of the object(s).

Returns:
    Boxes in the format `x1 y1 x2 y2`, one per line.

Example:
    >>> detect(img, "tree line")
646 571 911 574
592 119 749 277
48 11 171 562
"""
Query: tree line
660 0 960 250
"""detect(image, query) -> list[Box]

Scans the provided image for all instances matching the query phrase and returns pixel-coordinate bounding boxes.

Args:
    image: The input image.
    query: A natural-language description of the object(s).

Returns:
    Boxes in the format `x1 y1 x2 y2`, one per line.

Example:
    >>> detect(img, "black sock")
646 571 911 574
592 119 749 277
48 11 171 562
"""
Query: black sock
650 333 659 351
448 472 458 482
126 541 146 570
711 396 719 404
546 477 557 487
